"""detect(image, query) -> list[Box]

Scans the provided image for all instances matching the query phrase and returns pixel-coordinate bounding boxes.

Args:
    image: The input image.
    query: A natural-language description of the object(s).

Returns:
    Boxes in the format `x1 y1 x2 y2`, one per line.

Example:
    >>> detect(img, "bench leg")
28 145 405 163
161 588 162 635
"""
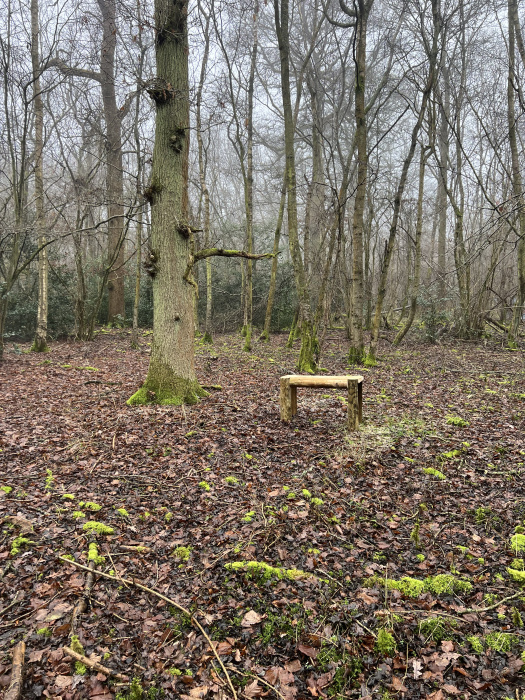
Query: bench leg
291 385 297 416
280 377 293 421
358 380 363 423
347 379 360 431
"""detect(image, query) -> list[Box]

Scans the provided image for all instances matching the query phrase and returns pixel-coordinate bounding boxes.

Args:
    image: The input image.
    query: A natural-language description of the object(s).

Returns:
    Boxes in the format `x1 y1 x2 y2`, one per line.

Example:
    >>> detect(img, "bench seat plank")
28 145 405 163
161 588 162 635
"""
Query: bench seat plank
284 374 363 388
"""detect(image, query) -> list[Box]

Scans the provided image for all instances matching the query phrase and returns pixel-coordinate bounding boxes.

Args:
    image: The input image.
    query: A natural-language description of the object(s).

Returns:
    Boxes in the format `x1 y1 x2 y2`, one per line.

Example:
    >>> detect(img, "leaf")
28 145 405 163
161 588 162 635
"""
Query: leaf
285 659 301 673
412 659 423 679
357 591 377 605
441 640 454 652
391 676 408 692
214 641 232 656
55 675 73 689
441 684 461 695
244 679 265 698
426 692 444 700
297 644 319 659
28 649 45 663
241 610 263 627
316 670 335 689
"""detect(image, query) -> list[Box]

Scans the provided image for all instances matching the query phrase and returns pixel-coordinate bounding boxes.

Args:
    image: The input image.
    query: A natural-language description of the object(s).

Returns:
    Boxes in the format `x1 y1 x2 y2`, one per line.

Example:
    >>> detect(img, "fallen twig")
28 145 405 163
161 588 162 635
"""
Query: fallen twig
70 560 95 634
5 641 25 700
226 664 285 700
62 646 129 682
58 556 237 700
0 592 22 618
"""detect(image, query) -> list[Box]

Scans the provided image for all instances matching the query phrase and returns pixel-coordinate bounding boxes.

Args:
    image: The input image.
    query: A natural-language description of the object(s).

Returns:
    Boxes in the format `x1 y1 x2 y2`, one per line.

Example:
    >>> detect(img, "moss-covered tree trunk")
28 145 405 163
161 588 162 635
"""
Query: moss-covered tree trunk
128 0 206 406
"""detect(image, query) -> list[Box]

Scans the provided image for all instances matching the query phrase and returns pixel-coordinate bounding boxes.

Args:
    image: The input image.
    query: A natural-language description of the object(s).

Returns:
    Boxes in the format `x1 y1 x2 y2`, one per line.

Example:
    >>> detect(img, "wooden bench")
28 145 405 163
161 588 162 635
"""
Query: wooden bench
280 375 364 430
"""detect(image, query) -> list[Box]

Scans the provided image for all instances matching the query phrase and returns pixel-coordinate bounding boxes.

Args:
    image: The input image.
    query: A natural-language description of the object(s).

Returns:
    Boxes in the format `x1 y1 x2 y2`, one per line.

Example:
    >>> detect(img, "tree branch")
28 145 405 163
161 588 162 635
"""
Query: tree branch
193 248 276 263
46 57 102 84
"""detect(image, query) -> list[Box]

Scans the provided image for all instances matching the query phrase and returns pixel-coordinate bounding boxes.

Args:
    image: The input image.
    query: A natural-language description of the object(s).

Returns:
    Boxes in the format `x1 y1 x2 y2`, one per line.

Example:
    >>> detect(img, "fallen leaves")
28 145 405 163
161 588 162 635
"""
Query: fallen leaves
1 333 525 699
241 610 264 627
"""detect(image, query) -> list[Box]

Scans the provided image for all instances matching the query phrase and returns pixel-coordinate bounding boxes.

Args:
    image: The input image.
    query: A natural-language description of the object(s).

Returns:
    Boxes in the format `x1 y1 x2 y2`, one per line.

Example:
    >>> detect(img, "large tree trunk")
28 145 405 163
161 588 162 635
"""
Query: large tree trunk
128 0 206 406
31 0 48 353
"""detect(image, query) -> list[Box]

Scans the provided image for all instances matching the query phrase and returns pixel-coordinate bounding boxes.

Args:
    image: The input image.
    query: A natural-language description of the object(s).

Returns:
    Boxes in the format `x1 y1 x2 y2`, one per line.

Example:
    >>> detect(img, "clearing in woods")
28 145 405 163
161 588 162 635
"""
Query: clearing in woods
0 330 524 699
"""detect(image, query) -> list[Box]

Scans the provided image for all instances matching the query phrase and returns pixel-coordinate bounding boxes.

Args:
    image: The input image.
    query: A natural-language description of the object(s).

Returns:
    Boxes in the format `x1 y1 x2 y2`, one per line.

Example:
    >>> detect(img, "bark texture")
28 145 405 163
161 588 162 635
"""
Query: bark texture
128 0 206 406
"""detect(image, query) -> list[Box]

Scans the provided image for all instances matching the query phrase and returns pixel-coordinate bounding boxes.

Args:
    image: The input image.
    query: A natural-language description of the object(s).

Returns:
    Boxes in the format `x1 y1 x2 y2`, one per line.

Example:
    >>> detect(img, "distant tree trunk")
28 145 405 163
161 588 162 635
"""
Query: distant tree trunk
274 0 317 372
243 1 259 353
436 62 450 302
368 0 439 360
507 0 525 347
348 1 370 364
196 3 213 343
128 0 206 406
131 208 142 349
31 0 48 352
393 146 427 345
97 0 126 323
131 0 146 349
49 0 127 324
260 175 286 341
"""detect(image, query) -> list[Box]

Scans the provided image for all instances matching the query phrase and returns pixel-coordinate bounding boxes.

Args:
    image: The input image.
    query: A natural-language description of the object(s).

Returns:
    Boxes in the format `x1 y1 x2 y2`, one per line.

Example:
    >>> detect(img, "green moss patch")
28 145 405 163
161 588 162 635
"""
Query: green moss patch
511 533 525 553
225 560 312 583
363 573 472 597
423 467 446 480
83 521 114 536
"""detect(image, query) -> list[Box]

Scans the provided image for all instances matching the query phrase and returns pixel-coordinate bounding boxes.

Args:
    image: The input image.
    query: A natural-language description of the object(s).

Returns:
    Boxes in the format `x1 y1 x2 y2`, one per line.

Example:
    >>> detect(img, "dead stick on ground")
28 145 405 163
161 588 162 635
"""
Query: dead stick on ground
378 591 524 619
70 560 95 634
58 556 237 700
0 592 22 618
62 646 129 682
5 641 25 700
226 664 285 700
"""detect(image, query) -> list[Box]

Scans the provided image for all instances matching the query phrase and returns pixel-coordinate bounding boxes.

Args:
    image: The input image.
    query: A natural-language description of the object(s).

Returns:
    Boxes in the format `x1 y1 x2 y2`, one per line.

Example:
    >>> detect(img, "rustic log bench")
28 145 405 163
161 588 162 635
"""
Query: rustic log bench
279 375 364 430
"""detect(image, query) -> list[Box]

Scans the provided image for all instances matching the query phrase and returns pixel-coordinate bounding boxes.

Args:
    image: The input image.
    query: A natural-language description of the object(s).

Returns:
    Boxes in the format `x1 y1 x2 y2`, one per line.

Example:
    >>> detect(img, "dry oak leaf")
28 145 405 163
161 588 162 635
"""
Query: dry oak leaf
182 685 209 699
391 676 408 692
297 644 319 659
244 679 266 697
441 684 461 695
214 641 233 655
5 515 34 533
426 692 444 700
241 610 264 627
265 666 294 686
357 591 377 605
285 659 302 673
54 675 73 689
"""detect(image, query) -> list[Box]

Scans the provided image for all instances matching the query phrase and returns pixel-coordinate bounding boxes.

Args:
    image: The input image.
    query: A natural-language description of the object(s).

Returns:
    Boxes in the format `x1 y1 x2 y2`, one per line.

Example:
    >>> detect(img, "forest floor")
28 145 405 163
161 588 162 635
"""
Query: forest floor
1 330 525 700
